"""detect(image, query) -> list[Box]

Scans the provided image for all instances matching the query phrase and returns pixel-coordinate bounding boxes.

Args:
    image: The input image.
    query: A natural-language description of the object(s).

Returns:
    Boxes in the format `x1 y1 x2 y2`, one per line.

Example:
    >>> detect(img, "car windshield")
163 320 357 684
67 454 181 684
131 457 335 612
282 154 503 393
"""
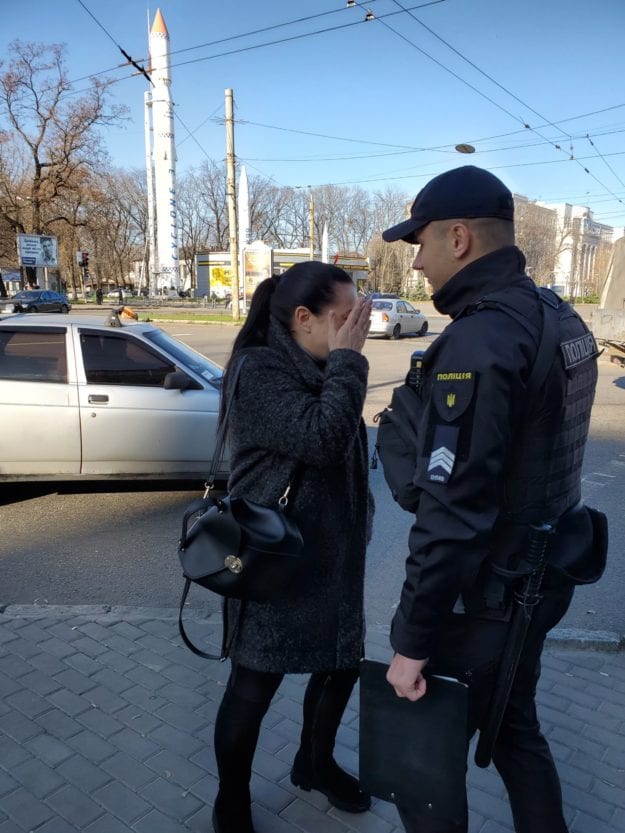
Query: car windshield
372 301 393 310
13 291 40 299
143 329 223 384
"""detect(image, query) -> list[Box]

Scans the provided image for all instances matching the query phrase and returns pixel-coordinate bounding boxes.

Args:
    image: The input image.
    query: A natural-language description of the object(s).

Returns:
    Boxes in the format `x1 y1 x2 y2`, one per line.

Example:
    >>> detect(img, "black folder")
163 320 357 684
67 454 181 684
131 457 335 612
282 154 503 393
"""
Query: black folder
359 659 468 824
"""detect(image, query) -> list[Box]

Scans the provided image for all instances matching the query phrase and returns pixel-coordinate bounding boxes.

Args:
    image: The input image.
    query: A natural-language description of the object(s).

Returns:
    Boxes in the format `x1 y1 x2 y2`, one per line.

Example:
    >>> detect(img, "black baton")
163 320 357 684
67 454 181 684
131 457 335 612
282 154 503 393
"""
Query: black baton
474 521 554 769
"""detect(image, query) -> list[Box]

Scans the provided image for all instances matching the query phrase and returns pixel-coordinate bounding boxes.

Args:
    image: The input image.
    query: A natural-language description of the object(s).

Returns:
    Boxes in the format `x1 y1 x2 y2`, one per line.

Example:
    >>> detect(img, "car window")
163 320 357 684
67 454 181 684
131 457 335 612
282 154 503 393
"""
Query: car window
404 302 416 313
0 329 67 383
395 301 406 313
80 333 175 387
372 301 393 311
143 329 223 383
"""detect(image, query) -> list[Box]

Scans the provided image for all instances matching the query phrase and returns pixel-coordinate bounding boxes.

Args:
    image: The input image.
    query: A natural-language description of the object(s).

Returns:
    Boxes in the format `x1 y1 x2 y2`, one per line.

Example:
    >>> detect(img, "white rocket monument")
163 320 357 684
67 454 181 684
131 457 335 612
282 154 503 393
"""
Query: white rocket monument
238 165 251 251
145 8 179 292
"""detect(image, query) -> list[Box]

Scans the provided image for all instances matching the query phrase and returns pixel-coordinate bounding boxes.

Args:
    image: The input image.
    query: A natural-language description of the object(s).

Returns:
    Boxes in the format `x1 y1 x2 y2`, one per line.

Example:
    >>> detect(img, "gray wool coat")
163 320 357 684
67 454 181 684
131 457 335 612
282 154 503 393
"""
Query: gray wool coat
224 316 372 674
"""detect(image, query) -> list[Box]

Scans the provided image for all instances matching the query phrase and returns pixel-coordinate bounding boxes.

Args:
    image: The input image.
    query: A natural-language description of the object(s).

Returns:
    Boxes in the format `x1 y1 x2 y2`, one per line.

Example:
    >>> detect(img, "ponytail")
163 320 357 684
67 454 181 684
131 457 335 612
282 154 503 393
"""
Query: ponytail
230 276 277 356
219 276 277 424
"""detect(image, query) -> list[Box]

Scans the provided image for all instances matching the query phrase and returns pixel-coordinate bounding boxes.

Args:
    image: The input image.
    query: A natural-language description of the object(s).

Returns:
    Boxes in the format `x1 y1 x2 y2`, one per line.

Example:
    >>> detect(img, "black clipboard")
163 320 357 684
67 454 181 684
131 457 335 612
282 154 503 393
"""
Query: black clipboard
359 659 468 824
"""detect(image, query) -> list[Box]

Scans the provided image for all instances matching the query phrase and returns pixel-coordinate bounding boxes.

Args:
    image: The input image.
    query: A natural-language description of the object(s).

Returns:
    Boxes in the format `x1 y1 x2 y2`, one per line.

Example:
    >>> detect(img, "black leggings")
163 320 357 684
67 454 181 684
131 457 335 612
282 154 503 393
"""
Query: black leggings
227 662 359 713
214 662 359 796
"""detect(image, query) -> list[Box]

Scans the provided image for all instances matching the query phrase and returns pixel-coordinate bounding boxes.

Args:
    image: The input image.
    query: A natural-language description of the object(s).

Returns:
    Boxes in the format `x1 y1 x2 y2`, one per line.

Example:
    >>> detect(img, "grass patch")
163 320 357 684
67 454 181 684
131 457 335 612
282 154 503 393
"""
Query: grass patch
139 311 246 324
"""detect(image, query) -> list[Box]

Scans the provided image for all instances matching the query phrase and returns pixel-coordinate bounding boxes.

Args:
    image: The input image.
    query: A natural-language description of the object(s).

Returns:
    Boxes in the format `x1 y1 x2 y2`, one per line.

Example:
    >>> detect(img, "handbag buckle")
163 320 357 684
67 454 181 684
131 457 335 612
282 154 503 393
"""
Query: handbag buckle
278 483 291 509
224 555 243 574
203 481 214 499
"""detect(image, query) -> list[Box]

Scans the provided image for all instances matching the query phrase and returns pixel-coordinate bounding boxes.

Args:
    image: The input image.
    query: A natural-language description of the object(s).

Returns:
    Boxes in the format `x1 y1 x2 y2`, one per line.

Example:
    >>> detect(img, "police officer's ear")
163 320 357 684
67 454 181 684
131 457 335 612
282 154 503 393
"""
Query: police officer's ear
449 222 472 261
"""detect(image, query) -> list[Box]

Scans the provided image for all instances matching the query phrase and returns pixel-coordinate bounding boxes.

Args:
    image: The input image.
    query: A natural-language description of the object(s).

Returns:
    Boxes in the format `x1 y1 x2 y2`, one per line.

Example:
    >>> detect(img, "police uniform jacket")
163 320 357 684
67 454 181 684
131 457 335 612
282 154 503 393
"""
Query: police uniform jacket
390 245 599 661
224 316 373 674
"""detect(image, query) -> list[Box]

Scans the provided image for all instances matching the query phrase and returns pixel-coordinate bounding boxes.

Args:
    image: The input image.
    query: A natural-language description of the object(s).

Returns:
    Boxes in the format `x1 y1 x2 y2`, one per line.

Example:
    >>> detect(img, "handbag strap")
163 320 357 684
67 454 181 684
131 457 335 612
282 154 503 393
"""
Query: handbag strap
178 578 224 660
205 355 248 490
205 351 300 504
178 580 246 661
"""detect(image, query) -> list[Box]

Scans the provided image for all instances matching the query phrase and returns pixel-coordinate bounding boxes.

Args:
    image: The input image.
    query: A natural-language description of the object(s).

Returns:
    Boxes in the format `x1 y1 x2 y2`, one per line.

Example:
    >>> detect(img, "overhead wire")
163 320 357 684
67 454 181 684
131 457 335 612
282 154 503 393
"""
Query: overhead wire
74 0 152 85
362 0 624 207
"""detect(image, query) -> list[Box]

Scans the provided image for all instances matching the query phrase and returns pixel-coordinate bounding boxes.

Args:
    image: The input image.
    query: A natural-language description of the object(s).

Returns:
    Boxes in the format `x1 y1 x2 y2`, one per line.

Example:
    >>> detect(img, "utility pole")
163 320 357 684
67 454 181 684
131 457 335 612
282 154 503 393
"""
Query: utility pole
309 190 315 260
225 88 240 321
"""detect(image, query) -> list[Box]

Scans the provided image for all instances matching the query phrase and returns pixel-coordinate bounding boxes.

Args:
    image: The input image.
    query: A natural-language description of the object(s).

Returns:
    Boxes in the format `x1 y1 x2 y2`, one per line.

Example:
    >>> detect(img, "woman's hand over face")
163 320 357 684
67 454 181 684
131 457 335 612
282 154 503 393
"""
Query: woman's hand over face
328 297 372 354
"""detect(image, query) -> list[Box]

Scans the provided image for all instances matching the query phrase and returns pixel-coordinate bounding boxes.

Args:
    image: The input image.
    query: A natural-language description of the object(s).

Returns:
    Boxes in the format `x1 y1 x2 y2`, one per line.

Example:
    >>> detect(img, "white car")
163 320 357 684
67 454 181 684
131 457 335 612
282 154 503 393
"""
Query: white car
368 299 429 339
105 288 134 300
0 312 226 481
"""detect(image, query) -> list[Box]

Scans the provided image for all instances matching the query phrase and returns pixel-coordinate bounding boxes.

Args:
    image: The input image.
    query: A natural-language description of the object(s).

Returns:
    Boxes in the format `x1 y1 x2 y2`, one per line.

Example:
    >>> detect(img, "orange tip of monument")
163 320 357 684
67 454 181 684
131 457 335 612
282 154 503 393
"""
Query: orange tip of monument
151 8 169 36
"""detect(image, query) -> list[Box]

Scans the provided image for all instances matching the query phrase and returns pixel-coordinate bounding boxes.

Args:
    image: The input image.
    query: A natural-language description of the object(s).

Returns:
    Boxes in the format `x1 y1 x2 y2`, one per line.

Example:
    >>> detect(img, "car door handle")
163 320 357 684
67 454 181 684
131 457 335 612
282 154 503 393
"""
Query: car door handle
88 394 109 404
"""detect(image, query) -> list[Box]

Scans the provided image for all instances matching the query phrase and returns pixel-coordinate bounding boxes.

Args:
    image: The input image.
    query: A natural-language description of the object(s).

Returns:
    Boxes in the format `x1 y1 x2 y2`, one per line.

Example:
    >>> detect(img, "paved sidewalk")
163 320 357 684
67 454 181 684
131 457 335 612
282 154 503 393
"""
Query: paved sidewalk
0 606 624 833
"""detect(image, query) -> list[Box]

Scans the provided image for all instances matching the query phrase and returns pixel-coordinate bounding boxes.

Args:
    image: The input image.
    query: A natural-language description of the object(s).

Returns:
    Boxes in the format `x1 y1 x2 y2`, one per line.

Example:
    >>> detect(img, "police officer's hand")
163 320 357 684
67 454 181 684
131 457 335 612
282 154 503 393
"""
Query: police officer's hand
328 296 372 354
386 654 429 701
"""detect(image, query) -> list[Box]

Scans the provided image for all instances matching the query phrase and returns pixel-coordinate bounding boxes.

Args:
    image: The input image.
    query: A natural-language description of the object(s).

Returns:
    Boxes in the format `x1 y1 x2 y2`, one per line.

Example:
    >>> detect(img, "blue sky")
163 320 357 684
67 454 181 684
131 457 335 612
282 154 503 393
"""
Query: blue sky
3 0 625 231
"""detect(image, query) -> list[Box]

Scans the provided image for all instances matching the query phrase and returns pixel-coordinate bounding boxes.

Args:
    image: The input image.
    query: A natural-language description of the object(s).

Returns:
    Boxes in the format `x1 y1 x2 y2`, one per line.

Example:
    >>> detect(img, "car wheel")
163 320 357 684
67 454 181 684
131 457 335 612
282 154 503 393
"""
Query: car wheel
29 306 38 313
61 305 69 313
418 321 429 336
392 324 401 340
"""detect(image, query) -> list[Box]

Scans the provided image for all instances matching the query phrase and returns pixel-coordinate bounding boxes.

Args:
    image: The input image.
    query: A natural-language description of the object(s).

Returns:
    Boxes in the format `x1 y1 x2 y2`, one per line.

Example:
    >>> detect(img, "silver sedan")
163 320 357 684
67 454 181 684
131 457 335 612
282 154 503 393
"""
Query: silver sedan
368 299 429 339
0 312 225 482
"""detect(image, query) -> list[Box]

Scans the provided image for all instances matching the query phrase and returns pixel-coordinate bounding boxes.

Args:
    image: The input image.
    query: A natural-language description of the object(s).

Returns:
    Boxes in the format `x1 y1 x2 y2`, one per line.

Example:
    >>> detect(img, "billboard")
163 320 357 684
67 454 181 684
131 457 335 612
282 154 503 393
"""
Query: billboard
243 242 273 304
17 234 58 267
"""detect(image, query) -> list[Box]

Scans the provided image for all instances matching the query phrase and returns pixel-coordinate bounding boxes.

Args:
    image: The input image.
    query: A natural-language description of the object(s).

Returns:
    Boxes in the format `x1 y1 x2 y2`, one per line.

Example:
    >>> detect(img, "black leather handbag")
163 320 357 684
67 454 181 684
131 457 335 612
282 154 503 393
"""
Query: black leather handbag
177 356 304 659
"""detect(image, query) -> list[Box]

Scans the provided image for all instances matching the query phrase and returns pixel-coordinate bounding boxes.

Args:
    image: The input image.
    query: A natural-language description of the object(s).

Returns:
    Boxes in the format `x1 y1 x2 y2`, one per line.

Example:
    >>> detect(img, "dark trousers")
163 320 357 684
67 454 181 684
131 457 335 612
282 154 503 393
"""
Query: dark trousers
396 580 574 833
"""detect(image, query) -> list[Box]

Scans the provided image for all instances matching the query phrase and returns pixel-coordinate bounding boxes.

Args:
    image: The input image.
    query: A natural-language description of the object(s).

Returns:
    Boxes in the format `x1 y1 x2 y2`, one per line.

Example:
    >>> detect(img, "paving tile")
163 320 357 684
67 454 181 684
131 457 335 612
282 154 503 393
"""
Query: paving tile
132 808 190 833
46 783 104 828
92 780 152 824
139 775 204 817
1 787 54 830
145 749 205 787
11 757 66 798
57 753 113 792
84 813 134 833
24 732 74 766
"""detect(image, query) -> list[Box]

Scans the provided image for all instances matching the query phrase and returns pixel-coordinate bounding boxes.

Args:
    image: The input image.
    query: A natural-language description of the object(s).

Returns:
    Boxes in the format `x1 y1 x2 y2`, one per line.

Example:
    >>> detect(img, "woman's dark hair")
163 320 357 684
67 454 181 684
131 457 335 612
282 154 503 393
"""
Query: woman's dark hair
219 261 353 422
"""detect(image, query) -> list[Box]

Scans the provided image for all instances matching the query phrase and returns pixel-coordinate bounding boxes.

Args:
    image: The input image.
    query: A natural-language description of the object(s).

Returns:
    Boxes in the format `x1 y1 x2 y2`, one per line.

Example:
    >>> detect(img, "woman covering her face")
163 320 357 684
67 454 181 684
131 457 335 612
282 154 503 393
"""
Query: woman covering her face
212 261 373 833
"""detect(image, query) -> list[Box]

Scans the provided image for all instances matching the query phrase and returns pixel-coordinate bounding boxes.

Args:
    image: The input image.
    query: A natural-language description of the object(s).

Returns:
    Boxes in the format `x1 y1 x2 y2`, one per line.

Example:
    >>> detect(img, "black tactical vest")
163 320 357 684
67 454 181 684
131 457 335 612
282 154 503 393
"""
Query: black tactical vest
501 297 598 525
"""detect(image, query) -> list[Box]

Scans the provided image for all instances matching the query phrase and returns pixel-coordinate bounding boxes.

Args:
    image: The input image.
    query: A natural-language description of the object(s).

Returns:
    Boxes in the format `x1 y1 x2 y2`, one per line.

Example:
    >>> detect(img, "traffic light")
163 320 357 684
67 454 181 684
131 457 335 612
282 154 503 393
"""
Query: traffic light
81 251 89 268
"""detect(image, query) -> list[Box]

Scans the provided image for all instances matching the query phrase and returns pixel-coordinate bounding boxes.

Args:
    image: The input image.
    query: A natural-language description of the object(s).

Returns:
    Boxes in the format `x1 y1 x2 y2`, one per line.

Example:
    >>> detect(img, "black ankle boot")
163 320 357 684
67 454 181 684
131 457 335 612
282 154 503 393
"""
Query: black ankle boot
290 748 371 813
212 789 256 833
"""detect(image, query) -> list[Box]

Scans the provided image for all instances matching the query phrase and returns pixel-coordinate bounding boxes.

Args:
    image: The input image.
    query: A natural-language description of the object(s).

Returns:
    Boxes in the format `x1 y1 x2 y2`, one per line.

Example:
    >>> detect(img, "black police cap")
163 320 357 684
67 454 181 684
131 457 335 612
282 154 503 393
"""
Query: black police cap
382 166 514 243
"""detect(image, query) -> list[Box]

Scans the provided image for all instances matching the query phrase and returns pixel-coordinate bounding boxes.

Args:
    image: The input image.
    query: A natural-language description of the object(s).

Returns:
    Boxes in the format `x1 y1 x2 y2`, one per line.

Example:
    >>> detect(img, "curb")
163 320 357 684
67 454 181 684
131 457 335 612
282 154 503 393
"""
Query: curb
1 605 622 652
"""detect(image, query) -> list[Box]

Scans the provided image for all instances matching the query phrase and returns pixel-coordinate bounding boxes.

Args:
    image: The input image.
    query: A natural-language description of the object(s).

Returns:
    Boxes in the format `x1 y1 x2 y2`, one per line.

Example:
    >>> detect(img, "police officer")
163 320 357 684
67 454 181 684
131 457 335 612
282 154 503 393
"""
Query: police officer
381 166 605 833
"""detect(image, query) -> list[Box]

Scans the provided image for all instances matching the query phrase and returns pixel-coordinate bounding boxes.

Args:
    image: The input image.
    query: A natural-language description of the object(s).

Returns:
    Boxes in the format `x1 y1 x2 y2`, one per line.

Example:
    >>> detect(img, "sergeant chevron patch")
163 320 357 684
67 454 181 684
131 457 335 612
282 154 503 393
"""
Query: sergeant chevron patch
427 424 459 483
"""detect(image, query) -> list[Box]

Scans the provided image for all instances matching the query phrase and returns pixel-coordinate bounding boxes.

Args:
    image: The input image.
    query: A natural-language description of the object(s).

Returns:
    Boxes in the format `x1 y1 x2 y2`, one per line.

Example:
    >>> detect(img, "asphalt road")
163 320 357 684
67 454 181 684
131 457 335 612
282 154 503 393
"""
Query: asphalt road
1 309 623 639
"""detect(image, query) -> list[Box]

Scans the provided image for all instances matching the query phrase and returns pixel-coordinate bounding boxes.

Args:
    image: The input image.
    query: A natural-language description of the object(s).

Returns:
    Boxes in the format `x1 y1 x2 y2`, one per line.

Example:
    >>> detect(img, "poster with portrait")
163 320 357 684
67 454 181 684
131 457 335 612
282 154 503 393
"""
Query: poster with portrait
208 264 232 298
17 234 58 267
243 242 273 305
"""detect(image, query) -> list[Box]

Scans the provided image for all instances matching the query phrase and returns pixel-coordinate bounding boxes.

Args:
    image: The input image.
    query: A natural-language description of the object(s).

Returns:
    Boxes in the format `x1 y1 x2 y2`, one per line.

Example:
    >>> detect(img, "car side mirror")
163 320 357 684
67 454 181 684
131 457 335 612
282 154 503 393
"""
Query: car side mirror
414 309 420 313
164 370 195 391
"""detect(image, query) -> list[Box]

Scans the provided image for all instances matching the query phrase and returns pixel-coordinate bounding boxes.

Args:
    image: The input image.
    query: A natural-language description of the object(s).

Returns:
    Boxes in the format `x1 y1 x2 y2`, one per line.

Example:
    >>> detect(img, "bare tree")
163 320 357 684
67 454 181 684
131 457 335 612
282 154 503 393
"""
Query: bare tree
177 167 213 287
0 40 126 284
514 197 558 284
85 169 145 288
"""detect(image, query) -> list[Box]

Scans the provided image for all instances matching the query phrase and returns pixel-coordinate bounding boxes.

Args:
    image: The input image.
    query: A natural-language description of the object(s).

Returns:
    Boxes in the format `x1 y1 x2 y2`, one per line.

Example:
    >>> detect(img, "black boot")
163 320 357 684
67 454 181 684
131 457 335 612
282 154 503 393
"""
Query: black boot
213 686 270 833
290 669 371 813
